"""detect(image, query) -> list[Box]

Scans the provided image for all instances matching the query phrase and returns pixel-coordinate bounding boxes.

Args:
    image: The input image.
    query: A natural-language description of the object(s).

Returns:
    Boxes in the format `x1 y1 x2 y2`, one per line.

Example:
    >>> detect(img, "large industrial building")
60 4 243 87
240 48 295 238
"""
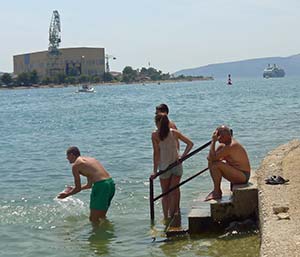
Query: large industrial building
13 47 105 79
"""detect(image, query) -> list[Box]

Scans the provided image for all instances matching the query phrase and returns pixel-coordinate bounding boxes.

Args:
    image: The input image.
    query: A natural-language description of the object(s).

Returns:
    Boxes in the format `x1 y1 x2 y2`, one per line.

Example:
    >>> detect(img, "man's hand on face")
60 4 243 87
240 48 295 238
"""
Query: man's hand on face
212 130 219 142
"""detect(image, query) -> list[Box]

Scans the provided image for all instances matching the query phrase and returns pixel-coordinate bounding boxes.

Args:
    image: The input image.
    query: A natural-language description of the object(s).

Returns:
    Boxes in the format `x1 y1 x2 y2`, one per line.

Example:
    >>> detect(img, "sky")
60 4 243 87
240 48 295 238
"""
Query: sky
1 0 300 74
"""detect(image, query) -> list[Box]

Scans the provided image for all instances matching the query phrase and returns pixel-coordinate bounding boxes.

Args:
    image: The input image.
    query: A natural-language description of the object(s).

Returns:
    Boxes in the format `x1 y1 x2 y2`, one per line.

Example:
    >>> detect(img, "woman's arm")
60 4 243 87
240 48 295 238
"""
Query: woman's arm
151 132 160 177
173 130 194 158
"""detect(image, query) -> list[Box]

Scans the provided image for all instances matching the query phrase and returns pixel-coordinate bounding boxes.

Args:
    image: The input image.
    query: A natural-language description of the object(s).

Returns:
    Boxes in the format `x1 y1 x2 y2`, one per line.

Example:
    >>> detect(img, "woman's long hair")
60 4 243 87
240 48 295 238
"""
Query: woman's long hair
155 113 170 141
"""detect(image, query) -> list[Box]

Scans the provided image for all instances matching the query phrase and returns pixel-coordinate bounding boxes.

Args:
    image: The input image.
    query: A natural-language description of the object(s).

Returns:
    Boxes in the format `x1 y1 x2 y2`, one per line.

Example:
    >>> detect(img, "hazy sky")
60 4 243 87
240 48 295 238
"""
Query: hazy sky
1 0 300 73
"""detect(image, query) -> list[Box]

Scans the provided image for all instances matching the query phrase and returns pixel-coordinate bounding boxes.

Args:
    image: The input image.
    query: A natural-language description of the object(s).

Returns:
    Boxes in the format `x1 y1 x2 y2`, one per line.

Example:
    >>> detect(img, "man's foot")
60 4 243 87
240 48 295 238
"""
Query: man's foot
204 191 222 201
63 186 73 194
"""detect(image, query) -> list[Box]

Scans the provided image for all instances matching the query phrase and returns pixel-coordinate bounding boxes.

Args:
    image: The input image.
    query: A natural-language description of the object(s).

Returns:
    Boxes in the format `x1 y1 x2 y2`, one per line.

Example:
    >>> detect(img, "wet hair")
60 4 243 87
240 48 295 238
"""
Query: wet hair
155 113 170 140
66 146 81 157
217 125 233 136
155 103 169 114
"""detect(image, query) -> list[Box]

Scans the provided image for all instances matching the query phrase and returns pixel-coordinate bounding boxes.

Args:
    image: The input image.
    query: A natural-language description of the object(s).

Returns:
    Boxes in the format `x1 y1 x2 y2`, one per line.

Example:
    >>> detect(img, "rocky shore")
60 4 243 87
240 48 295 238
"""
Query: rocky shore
256 139 300 256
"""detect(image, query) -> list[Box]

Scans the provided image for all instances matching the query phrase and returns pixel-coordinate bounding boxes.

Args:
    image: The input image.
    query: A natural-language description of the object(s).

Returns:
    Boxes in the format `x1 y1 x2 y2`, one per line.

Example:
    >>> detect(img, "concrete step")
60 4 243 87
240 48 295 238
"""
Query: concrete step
165 208 189 237
188 175 258 234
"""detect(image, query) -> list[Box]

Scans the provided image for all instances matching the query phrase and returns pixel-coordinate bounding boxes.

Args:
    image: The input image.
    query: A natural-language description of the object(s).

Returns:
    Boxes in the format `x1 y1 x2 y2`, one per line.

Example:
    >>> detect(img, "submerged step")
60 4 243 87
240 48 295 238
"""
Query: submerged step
165 209 189 237
188 208 213 234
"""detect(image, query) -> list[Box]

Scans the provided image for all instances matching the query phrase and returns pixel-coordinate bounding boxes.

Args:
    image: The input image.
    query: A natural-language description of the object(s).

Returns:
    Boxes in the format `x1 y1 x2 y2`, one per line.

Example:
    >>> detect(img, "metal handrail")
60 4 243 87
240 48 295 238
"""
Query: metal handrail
153 167 209 202
151 140 211 179
149 140 211 221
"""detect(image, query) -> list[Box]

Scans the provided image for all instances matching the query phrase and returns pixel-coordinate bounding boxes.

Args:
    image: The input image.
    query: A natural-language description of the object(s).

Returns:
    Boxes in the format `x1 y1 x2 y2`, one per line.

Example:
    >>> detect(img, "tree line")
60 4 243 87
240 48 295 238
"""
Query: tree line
0 66 210 87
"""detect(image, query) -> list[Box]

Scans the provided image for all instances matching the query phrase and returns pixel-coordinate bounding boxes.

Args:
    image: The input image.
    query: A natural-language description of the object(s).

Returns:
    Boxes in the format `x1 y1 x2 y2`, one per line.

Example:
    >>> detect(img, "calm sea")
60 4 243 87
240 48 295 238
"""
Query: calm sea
1 78 299 257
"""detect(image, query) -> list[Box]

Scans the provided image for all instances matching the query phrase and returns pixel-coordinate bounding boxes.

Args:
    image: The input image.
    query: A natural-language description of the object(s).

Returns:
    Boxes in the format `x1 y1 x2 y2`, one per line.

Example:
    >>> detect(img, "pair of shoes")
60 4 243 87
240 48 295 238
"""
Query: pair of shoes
265 175 289 185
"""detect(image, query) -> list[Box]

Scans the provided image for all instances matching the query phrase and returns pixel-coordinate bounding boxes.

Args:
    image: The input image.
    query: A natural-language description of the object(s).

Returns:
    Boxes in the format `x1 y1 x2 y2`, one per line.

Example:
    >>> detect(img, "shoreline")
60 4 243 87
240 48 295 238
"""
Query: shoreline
0 77 213 91
256 139 300 256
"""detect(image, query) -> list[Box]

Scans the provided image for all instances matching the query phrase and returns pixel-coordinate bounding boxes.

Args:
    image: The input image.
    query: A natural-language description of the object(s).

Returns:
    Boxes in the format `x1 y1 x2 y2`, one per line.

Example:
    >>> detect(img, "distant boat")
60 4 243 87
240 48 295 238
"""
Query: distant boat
263 64 285 78
76 84 95 93
227 74 232 85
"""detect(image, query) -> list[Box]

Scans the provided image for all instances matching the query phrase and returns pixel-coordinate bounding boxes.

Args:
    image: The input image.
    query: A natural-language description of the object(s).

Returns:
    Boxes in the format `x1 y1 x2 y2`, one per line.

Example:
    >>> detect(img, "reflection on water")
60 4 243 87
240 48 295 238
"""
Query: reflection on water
149 211 259 257
88 220 115 256
153 233 259 257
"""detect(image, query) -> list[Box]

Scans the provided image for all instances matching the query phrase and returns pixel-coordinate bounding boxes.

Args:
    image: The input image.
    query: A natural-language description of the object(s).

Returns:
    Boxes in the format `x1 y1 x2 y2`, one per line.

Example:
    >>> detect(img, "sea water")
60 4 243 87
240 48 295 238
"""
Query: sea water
0 78 299 257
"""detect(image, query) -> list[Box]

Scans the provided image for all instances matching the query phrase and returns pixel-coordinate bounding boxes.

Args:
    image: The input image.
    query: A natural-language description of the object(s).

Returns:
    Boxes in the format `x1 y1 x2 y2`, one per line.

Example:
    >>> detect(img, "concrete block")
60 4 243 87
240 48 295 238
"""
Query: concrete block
231 179 258 219
188 177 258 234
210 200 234 222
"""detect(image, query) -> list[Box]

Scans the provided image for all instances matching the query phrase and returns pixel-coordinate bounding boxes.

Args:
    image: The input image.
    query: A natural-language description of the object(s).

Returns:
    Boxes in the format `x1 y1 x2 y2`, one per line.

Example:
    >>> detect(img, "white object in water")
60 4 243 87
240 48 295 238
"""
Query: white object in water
77 85 95 93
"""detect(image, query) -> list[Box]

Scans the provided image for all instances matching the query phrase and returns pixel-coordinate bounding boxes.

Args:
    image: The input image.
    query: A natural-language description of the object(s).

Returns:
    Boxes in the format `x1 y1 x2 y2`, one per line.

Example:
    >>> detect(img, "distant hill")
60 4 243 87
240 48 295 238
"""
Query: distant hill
174 54 300 78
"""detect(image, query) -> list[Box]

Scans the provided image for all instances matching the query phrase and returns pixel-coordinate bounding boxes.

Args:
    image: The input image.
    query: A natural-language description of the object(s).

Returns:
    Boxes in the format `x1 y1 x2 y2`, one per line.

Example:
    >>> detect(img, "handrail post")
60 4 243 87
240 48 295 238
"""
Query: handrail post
149 177 155 222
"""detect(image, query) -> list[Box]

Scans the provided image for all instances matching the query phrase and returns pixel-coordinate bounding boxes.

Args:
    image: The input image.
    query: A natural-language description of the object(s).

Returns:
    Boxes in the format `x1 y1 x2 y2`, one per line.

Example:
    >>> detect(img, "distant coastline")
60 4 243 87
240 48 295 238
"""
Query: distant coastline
174 54 300 78
0 76 213 90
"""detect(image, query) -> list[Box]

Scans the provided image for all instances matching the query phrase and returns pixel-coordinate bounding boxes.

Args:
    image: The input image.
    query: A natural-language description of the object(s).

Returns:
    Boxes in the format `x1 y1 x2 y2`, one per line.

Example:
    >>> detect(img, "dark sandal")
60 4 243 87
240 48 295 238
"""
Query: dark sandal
265 175 289 185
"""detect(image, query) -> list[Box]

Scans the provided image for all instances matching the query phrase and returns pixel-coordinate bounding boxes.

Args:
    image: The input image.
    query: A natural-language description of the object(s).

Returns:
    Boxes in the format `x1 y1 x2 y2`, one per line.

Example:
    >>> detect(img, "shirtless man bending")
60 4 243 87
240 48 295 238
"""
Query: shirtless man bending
58 146 115 223
205 126 251 201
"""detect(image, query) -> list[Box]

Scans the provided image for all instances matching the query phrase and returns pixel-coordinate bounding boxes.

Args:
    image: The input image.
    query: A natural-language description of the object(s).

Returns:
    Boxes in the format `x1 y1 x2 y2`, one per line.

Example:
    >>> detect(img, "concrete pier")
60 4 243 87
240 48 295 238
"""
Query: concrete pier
188 176 258 234
256 139 300 257
166 139 300 257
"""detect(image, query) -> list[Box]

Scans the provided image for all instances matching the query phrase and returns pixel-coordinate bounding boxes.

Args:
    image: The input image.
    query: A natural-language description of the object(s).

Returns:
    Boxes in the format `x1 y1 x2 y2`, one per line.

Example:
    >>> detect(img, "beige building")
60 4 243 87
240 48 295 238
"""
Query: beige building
13 47 105 78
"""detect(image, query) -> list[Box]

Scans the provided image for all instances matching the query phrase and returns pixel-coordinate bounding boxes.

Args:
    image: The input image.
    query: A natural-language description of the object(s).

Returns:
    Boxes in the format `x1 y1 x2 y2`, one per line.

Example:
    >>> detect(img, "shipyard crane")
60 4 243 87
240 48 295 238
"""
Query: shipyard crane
47 10 63 76
48 10 61 55
105 54 116 73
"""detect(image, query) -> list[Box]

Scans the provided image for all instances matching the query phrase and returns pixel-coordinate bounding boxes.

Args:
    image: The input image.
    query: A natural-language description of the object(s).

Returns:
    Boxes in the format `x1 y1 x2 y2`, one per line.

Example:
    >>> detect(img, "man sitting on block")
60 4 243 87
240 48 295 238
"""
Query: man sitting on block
205 125 251 201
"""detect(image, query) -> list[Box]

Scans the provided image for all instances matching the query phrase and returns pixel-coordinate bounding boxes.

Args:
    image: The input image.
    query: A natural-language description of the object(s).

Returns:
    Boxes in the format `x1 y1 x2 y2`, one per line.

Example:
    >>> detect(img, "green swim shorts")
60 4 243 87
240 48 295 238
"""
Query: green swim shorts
90 178 115 211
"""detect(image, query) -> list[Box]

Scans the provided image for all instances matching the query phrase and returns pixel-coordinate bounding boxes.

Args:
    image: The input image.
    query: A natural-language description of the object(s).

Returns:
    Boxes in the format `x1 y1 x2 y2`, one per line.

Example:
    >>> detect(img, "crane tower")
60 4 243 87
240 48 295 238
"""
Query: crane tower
48 10 61 54
105 54 116 73
47 10 63 77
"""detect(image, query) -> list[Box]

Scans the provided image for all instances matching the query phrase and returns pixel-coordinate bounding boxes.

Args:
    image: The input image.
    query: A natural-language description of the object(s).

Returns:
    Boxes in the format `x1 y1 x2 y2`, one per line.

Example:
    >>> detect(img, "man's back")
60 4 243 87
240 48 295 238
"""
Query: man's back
222 139 251 172
74 156 111 183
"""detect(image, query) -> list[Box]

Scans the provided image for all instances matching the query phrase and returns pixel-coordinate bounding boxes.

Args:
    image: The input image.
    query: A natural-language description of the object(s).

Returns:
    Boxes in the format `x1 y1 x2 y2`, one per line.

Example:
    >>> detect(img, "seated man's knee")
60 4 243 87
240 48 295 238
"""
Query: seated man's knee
211 161 223 170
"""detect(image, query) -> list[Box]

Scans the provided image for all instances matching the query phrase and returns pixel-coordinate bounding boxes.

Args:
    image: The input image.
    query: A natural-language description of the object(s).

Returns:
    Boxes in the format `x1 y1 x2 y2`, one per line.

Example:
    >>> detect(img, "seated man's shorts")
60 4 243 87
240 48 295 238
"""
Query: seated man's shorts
90 178 115 211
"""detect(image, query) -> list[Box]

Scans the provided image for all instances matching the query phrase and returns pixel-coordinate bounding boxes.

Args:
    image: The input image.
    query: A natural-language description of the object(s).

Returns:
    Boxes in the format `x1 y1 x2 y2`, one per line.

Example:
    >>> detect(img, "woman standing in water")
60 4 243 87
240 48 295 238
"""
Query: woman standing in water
151 113 193 221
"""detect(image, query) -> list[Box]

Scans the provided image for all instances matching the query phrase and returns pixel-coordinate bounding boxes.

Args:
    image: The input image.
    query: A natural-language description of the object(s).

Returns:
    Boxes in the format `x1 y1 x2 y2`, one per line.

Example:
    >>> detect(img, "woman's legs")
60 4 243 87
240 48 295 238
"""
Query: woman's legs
159 178 171 219
169 175 181 218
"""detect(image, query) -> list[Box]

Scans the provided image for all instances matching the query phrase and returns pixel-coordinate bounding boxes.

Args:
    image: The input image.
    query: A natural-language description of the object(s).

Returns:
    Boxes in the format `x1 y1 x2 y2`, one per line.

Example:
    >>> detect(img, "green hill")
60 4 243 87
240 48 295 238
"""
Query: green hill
174 54 300 78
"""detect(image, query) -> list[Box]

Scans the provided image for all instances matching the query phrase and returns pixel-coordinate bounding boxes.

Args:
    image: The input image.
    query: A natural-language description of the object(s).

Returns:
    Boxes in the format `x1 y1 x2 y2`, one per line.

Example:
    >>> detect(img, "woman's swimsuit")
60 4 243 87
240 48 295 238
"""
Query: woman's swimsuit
158 129 183 179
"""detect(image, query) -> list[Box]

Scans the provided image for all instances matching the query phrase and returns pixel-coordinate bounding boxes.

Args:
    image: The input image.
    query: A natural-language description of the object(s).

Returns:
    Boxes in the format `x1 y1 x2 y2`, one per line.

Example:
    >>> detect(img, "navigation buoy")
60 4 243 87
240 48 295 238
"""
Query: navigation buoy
227 74 232 85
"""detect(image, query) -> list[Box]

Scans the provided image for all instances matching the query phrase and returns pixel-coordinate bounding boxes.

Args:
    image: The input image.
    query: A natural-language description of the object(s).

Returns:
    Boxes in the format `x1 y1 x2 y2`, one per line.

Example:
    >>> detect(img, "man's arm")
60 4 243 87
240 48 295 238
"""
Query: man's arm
169 120 177 130
81 176 92 190
208 130 232 162
214 145 231 161
208 130 219 162
58 165 82 198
